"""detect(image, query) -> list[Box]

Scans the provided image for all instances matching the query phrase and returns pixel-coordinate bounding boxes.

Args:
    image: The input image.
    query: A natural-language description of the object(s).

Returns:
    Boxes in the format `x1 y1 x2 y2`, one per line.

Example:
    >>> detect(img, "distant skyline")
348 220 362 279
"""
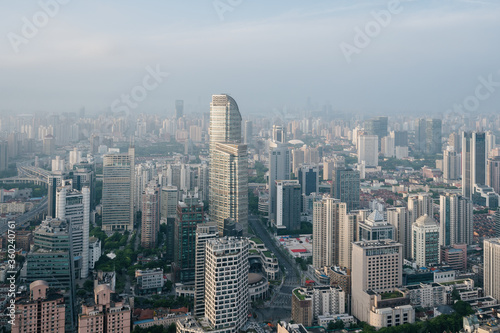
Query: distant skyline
1 0 500 116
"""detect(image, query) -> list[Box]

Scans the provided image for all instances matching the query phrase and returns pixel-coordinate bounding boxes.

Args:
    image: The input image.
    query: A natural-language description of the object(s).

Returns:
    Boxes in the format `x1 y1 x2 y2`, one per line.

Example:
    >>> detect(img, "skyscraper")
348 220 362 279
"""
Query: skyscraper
102 146 135 233
425 118 442 154
204 237 249 333
244 120 253 145
268 140 290 221
407 193 434 224
364 116 388 149
439 193 473 246
175 100 184 119
160 185 178 219
194 223 218 318
298 164 319 196
141 183 160 249
443 147 460 183
209 94 248 234
484 238 500 302
331 167 360 212
173 193 204 282
56 186 90 278
276 180 301 231
412 215 439 267
487 156 500 194
462 131 486 200
358 134 378 167
387 207 411 260
272 124 287 143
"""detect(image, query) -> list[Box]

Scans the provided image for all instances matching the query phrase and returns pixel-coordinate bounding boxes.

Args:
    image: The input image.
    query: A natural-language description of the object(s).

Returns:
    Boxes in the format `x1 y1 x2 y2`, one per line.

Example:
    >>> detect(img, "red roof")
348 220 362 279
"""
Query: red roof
291 249 307 253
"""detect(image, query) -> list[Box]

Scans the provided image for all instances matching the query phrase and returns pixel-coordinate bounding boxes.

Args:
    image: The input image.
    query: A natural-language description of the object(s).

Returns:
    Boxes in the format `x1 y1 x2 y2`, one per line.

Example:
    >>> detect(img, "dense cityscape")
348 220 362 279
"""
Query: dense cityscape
1 1 500 333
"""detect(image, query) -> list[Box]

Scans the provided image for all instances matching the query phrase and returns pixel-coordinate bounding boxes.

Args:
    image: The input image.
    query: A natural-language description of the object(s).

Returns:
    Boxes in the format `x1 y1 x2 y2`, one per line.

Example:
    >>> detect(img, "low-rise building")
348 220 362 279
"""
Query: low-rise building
135 268 165 294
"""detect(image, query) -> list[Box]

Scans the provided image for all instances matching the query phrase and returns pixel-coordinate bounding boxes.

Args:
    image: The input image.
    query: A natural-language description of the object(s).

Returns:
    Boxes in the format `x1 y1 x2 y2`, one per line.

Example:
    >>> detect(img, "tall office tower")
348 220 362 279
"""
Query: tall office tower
381 135 395 157
312 197 343 268
48 173 67 217
72 161 96 209
425 118 442 154
244 120 253 145
364 116 388 149
180 164 191 192
495 210 500 237
290 147 302 173
392 130 408 147
56 186 90 279
298 165 319 196
173 193 204 282
414 118 427 152
194 223 218 318
209 94 248 234
175 100 184 119
407 193 434 224
79 284 131 333
412 215 439 267
351 240 403 322
210 143 248 233
160 185 178 219
26 218 76 330
443 147 460 183
358 210 395 241
43 134 55 156
141 184 160 249
276 180 301 230
487 156 500 194
102 146 135 233
0 140 8 171
448 132 461 153
484 238 500 301
204 237 249 333
90 134 99 154
272 124 287 143
268 141 291 221
462 131 486 199
323 156 345 181
52 156 65 172
12 281 66 333
69 147 81 168
439 193 473 246
358 135 378 167
197 162 209 201
387 207 411 260
331 168 360 212
486 131 496 158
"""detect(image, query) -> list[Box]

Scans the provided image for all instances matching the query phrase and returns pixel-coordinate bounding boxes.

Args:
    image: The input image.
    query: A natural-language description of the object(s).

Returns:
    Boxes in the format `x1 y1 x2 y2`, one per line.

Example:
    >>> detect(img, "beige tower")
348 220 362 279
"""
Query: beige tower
209 95 248 234
484 238 500 302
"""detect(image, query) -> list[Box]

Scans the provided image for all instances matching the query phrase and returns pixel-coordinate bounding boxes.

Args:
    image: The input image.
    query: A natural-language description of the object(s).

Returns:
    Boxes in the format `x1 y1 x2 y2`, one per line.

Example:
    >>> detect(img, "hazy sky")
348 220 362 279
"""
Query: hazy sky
1 0 500 117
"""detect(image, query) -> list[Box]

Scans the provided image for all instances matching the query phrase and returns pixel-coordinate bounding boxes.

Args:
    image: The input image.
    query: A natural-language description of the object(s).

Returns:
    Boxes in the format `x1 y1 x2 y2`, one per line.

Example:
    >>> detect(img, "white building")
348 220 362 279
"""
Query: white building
358 135 378 167
484 238 500 301
204 237 249 333
412 215 440 267
88 236 101 270
135 268 165 293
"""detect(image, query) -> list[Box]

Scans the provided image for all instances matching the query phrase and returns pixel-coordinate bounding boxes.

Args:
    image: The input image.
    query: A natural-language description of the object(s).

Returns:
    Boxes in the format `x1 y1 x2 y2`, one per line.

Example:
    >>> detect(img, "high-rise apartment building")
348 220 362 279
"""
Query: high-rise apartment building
439 193 473 246
175 100 184 119
358 135 378 167
12 280 66 333
462 132 486 200
331 167 360 212
56 186 90 278
0 140 8 171
173 193 204 282
276 180 301 231
78 284 131 333
194 223 218 318
204 237 249 332
313 198 355 269
209 94 248 234
387 207 411 260
484 238 500 301
141 183 160 248
102 147 135 233
407 193 434 224
443 147 460 183
161 185 178 219
244 120 253 145
269 141 291 221
412 215 439 267
487 156 500 195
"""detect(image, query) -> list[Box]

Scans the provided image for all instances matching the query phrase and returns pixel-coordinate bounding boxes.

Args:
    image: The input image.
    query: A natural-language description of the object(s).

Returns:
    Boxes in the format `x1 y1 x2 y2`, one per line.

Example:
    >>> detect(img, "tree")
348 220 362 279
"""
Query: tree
327 320 344 330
